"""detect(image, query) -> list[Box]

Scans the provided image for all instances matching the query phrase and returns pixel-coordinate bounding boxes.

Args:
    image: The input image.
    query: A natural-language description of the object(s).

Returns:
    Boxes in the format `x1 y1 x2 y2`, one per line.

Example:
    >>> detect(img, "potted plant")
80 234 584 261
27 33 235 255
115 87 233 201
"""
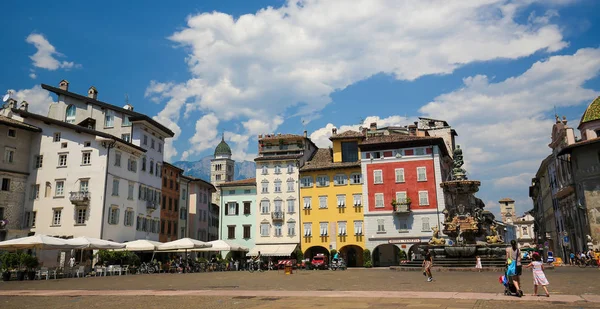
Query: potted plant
22 254 39 280
0 252 17 281
363 249 372 268
391 197 411 212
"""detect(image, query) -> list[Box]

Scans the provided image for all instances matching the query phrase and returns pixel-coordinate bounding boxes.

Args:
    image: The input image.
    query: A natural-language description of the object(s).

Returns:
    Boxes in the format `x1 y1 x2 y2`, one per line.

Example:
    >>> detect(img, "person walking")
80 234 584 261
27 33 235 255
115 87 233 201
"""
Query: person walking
525 253 550 297
422 248 433 282
506 240 523 297
475 256 482 272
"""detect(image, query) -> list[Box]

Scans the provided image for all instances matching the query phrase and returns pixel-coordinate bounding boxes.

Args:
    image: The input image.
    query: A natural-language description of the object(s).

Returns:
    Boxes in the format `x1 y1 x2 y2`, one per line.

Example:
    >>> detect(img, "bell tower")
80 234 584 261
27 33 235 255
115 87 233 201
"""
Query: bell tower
211 133 235 204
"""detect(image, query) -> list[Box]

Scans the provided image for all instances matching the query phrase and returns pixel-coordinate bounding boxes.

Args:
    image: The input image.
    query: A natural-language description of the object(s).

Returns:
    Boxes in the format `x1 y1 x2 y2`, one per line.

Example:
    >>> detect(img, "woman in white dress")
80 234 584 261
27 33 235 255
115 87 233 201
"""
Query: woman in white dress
525 252 550 297
475 256 482 272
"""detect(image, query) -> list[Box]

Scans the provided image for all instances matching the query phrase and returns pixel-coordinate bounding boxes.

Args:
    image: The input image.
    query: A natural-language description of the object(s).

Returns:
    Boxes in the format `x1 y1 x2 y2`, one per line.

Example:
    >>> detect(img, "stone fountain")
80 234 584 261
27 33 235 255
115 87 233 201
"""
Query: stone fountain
423 145 508 260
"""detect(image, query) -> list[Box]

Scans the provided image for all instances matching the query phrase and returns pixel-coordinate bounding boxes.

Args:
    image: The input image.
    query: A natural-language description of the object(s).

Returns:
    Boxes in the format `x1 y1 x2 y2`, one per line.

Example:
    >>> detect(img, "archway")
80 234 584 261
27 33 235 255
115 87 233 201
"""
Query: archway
408 244 425 261
373 244 400 267
339 245 364 267
303 245 329 259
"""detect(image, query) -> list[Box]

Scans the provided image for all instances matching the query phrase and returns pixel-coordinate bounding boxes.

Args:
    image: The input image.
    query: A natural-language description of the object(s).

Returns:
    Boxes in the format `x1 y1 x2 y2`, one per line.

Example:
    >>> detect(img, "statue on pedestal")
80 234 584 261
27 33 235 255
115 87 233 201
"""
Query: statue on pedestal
452 145 468 180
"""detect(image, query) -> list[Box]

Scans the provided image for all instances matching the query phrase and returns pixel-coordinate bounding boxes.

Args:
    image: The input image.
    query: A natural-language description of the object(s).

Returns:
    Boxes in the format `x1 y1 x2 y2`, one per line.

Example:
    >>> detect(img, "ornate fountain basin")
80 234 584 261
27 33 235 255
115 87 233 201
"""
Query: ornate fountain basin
444 246 477 257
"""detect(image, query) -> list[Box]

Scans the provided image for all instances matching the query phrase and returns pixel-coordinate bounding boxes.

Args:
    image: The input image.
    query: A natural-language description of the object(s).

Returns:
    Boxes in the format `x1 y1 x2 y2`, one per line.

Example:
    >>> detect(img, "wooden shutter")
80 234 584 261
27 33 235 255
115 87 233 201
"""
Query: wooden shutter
225 203 229 215
235 203 239 215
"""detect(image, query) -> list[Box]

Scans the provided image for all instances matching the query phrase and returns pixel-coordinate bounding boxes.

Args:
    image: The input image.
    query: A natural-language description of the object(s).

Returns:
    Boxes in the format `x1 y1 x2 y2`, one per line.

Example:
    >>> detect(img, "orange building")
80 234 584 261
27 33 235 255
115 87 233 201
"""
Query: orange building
160 162 183 242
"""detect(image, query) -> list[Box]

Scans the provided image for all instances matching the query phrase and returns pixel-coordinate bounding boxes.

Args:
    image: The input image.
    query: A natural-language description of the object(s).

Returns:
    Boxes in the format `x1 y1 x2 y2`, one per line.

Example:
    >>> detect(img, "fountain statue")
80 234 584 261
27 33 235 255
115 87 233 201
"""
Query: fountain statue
428 226 446 245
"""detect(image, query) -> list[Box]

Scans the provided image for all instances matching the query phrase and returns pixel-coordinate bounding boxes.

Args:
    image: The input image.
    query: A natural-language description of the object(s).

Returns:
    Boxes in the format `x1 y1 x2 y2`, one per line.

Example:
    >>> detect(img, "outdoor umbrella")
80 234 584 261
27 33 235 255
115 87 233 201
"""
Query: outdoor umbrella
157 238 212 251
64 237 125 250
119 239 162 251
194 240 248 252
0 234 78 250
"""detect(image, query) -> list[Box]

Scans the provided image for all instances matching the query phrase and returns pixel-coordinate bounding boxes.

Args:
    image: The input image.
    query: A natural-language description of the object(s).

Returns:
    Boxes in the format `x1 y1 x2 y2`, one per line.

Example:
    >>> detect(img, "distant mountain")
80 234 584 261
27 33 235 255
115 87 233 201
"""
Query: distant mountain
173 156 256 183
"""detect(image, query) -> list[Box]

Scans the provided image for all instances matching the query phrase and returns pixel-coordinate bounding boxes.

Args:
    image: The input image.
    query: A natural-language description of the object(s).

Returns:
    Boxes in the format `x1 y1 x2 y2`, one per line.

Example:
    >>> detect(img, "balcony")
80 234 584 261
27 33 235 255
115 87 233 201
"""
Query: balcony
146 200 157 210
69 191 90 206
393 203 411 214
271 211 285 221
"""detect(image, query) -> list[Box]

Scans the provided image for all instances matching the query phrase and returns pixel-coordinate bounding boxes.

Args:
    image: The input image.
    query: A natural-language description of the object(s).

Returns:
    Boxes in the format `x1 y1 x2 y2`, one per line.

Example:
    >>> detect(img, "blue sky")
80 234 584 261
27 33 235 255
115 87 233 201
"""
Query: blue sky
1 0 600 217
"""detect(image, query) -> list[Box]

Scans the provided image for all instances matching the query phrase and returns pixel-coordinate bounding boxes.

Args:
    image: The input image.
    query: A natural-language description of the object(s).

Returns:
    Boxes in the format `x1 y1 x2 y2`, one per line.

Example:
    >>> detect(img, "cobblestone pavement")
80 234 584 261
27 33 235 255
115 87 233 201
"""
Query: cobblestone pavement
1 295 600 309
0 267 597 296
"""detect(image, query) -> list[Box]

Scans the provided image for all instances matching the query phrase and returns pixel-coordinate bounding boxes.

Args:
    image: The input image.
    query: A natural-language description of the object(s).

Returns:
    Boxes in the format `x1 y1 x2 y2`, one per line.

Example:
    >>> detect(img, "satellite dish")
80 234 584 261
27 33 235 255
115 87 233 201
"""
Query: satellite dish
2 93 9 102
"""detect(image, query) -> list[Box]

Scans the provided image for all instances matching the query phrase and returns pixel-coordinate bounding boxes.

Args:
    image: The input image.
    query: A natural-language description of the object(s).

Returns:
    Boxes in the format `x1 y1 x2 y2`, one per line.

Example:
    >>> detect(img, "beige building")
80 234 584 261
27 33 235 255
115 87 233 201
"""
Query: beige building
499 198 517 224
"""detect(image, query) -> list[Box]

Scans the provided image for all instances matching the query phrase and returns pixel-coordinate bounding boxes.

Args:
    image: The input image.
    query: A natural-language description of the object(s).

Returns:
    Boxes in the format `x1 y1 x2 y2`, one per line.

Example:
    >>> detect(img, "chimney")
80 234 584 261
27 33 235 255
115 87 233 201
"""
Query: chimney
303 130 307 138
88 86 98 100
369 122 377 131
59 79 69 91
332 128 337 135
6 98 17 109
19 101 29 111
562 116 568 125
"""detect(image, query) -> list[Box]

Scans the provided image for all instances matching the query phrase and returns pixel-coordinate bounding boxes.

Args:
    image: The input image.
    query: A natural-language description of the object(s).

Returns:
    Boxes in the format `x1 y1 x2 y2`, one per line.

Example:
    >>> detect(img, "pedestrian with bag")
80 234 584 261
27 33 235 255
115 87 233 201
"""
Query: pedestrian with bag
506 240 523 297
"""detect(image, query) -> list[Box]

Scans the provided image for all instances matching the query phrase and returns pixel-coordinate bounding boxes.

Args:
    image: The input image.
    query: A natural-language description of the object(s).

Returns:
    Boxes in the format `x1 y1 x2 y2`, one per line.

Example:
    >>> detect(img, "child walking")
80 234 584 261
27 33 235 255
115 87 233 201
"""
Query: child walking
475 256 482 272
525 253 550 297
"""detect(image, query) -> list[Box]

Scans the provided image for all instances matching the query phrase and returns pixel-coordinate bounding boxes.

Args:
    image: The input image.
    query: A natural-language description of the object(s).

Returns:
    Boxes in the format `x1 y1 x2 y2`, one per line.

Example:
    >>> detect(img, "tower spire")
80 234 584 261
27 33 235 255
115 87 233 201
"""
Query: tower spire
221 131 225 142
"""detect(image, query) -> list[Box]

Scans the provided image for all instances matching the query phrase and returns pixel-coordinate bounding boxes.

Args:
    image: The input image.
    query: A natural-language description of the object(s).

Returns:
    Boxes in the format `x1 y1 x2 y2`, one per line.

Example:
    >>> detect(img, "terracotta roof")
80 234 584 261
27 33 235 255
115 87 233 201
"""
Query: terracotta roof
218 178 256 187
0 115 42 132
579 96 600 127
163 162 184 173
499 198 515 203
300 148 361 172
254 154 303 162
259 134 304 141
42 84 174 137
12 109 146 152
358 134 449 157
329 130 364 140
558 137 600 156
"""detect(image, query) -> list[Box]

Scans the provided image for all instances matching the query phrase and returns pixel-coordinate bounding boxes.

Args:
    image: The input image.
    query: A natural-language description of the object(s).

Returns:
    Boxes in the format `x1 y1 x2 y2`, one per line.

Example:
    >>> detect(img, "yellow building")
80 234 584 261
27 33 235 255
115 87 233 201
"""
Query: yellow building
299 129 365 266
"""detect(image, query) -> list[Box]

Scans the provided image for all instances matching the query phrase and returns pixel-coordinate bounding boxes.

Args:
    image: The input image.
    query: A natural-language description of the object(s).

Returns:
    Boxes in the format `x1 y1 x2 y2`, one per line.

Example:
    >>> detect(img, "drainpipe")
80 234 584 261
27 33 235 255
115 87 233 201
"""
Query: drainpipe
185 181 189 238
99 139 117 239
219 186 223 240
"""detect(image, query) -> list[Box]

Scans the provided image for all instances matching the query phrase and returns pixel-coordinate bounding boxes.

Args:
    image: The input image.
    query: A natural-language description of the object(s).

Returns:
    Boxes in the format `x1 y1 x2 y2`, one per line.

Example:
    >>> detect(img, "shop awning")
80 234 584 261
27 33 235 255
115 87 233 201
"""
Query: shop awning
248 244 297 257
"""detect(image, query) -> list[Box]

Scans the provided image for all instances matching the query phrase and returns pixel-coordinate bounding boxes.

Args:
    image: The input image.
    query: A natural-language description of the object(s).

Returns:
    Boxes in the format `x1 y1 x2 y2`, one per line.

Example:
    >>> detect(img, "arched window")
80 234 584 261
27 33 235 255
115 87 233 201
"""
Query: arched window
65 105 76 123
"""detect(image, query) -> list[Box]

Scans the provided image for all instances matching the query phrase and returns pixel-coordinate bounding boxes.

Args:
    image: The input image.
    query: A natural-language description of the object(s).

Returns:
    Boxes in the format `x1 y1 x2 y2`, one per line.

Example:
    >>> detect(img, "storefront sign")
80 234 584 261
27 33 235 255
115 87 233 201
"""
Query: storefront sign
388 239 422 244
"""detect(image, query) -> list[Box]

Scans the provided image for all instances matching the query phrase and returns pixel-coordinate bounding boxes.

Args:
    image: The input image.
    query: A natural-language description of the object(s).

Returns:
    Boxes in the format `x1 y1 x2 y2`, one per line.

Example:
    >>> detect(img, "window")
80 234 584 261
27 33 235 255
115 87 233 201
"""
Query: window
334 174 348 185
128 158 137 172
112 179 119 196
34 155 43 168
260 223 269 236
373 170 383 184
287 179 295 192
227 189 235 195
1 178 10 191
301 223 311 237
143 135 148 145
76 208 86 225
65 105 76 123
301 176 313 188
522 226 528 236
122 116 131 127
396 191 407 204
109 207 120 225
182 189 187 200
61 142 68 148
287 164 294 173
261 181 269 193
81 152 91 165
215 175 222 181
80 180 89 192
373 151 381 159
244 202 251 215
319 196 328 209
415 148 425 156
419 191 429 206
240 225 250 239
319 222 328 236
353 194 362 207
350 173 362 184
58 154 68 167
3 147 15 164
114 152 122 167
338 221 347 236
287 199 295 213
54 132 61 142
7 128 16 138
287 222 295 236
421 217 430 231
354 221 363 235
227 202 236 216
121 134 131 142
316 175 329 187
395 168 405 183
84 141 91 147
341 141 359 162
32 211 37 227
261 200 270 214
261 165 268 175
274 223 282 237
417 167 427 181
30 184 39 199
142 157 146 171
174 200 178 212
375 193 384 208
274 165 281 174
151 139 155 149
52 209 62 226
228 226 236 239
150 160 154 174
244 189 251 194
377 219 385 232
104 110 114 127
128 183 134 200
274 199 283 212
274 180 282 193
158 143 162 153
124 209 134 226
55 180 64 196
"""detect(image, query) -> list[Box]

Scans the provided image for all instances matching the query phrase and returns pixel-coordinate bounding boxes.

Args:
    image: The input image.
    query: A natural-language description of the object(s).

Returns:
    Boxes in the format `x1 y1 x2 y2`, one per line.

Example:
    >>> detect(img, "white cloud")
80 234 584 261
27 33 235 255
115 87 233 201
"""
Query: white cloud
29 73 36 79
148 0 569 161
26 33 80 71
9 85 55 115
